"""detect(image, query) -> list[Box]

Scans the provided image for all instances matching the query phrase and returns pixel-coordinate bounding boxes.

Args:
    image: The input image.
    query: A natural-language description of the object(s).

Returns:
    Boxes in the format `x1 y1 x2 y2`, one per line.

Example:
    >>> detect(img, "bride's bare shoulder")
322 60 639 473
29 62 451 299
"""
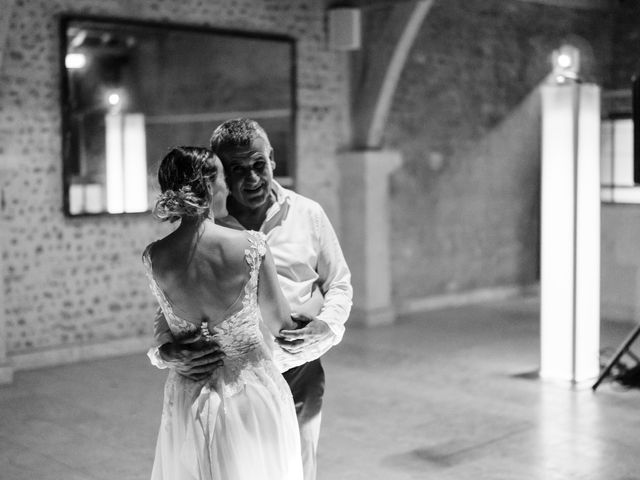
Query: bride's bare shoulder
201 225 253 265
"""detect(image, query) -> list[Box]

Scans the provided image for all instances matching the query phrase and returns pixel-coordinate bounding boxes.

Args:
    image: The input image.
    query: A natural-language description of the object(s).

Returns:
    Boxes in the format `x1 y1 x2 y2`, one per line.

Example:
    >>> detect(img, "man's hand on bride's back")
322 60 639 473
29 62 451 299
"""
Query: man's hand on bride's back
277 313 334 354
158 340 225 381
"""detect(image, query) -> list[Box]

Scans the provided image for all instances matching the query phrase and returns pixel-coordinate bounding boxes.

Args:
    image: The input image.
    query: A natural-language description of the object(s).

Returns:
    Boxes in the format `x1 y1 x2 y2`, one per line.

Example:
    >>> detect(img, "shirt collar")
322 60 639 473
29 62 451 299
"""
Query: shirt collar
267 180 289 211
263 180 291 230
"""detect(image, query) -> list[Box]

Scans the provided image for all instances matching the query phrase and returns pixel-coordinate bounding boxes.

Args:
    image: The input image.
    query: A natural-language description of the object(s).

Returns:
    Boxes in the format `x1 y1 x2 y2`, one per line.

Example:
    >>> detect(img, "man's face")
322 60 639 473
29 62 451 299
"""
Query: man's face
217 135 275 212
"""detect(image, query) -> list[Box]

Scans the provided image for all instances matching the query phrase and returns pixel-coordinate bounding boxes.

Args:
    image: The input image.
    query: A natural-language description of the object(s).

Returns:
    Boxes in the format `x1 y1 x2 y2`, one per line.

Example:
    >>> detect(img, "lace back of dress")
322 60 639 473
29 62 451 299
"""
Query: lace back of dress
207 231 268 357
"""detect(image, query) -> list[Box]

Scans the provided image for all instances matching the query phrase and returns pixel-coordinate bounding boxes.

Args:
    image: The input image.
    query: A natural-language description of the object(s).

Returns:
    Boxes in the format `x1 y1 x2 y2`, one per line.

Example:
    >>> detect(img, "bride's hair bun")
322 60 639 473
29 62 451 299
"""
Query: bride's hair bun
153 146 218 223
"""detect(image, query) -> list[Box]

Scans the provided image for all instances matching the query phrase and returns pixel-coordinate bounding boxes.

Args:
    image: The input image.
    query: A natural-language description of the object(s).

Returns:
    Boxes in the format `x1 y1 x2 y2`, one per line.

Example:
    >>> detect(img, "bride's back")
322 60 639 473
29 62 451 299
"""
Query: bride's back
148 220 250 328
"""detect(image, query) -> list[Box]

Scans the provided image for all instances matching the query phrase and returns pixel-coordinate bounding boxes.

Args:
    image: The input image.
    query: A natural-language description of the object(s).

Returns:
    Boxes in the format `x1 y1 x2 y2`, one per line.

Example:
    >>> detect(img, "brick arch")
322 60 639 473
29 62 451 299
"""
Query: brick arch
351 0 433 149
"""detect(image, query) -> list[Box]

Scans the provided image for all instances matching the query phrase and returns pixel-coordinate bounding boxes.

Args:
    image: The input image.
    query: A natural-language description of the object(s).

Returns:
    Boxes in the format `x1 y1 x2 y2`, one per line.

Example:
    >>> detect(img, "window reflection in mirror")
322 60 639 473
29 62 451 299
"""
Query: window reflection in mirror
61 16 296 216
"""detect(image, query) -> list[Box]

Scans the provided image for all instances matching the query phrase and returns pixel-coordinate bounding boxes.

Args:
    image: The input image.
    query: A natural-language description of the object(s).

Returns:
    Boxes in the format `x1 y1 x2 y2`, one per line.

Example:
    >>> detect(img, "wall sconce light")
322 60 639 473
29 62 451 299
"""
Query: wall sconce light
552 44 580 84
328 7 361 51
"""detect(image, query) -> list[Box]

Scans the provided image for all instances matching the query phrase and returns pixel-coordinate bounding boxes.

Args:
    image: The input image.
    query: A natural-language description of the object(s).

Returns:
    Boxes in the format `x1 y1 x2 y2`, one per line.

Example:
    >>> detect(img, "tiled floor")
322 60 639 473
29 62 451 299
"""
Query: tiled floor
1 297 640 480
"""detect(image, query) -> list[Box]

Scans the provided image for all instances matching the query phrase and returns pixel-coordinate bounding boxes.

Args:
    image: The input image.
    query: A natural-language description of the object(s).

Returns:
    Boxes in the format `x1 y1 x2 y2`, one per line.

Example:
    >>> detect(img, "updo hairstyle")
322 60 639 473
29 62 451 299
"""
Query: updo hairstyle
153 146 218 223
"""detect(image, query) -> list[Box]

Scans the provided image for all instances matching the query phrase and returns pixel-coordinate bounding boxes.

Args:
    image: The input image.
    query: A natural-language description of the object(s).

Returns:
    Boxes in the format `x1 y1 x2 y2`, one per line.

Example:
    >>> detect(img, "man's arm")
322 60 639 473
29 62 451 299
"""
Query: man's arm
278 206 352 360
313 207 353 343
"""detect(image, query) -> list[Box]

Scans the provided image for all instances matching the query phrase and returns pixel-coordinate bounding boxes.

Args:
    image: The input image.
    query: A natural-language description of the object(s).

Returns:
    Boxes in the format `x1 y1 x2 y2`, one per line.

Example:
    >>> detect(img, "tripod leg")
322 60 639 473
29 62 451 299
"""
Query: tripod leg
627 349 640 364
592 322 640 391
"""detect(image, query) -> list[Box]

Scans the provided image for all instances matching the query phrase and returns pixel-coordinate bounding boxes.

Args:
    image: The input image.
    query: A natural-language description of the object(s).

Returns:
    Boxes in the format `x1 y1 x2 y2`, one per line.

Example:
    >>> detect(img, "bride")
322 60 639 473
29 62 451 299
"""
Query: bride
142 146 303 480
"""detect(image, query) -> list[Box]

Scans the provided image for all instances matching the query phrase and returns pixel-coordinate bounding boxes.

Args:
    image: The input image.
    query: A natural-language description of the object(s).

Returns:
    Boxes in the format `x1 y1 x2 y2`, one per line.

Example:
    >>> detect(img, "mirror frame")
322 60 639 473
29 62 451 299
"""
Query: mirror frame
59 14 297 217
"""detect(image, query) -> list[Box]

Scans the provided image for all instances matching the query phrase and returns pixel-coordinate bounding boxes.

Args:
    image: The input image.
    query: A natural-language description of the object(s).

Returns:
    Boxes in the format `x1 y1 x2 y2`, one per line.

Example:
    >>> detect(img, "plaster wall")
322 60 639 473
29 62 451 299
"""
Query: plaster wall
375 0 612 302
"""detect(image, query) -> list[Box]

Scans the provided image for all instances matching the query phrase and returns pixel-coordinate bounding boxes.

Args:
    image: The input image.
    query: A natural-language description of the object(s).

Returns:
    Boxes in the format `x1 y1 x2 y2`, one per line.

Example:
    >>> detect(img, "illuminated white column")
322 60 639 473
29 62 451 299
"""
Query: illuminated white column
122 114 148 212
105 113 148 213
540 83 601 383
106 114 125 214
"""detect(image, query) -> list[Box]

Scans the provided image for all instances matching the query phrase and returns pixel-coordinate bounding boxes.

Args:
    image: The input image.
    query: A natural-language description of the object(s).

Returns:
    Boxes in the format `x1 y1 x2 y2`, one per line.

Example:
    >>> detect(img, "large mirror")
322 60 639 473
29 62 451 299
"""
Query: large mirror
60 16 296 216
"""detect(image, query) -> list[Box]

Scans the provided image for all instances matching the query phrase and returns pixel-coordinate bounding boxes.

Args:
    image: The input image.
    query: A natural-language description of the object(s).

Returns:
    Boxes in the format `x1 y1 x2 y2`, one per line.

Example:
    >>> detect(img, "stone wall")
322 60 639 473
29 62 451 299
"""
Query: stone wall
373 0 613 301
0 0 347 360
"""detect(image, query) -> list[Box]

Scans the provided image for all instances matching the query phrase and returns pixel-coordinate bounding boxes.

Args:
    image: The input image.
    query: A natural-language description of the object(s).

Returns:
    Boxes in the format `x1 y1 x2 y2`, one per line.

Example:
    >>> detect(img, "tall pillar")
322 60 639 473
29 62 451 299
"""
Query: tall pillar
539 83 601 383
339 150 402 326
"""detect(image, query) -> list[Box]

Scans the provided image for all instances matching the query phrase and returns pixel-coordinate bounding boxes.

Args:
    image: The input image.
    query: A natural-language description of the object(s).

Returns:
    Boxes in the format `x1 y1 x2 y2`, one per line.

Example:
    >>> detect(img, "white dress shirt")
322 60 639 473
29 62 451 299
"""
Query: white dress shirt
148 181 353 372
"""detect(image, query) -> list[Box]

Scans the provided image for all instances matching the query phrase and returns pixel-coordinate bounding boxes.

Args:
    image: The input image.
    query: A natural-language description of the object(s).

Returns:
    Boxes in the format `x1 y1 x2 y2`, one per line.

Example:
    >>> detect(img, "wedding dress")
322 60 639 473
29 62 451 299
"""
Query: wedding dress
142 231 303 480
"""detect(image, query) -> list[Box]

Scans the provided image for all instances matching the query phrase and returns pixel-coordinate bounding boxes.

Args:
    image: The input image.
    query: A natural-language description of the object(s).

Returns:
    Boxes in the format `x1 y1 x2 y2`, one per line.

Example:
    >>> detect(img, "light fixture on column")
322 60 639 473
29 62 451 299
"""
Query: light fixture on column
552 44 580 84
107 92 121 107
105 88 126 113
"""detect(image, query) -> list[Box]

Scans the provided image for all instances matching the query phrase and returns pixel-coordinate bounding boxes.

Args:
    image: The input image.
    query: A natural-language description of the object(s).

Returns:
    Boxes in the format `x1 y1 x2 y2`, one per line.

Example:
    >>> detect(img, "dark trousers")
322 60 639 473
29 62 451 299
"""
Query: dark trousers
282 358 325 480
282 358 325 424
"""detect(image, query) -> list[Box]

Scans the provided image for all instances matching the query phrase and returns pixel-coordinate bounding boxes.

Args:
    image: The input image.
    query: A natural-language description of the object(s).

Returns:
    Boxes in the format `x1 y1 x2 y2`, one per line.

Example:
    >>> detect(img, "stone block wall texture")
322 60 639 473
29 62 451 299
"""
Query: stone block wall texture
0 0 347 355
370 0 614 300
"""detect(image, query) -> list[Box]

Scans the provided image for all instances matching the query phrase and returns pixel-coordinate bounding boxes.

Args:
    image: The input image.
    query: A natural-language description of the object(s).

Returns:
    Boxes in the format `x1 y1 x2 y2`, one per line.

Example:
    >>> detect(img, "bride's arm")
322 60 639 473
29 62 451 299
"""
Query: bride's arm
258 244 296 335
257 245 310 372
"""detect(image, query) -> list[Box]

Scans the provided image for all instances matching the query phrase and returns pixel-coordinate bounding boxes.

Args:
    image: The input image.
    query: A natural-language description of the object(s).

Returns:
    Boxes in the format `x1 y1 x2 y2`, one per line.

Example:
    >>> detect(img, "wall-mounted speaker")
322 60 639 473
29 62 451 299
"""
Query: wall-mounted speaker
328 8 361 51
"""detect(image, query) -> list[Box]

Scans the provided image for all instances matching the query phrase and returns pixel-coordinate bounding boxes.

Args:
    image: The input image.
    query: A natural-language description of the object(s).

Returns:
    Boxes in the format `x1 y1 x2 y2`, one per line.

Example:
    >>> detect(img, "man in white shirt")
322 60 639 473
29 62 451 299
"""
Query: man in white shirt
149 118 352 480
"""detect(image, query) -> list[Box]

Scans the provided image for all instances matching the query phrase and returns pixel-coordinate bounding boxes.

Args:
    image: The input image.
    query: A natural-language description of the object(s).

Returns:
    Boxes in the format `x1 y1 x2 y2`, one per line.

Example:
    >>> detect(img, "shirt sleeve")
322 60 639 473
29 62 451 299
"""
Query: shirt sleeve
147 307 174 369
271 342 319 373
313 205 353 345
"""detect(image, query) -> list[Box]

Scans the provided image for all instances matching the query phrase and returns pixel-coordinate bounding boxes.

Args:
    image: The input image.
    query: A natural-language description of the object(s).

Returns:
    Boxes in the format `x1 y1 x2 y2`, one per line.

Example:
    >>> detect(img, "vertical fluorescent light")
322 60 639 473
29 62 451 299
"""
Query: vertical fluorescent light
123 114 148 212
106 113 125 214
540 83 600 383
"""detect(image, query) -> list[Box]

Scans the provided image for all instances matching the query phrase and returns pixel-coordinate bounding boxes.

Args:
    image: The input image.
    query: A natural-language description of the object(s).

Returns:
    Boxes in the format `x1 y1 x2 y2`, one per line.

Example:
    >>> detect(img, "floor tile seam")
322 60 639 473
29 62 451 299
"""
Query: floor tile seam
427 423 535 462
